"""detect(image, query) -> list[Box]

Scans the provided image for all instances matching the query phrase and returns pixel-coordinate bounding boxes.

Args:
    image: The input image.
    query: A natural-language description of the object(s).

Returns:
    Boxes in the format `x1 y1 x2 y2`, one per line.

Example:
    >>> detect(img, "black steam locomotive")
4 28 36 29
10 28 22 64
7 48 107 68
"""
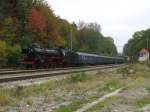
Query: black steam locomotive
21 46 125 69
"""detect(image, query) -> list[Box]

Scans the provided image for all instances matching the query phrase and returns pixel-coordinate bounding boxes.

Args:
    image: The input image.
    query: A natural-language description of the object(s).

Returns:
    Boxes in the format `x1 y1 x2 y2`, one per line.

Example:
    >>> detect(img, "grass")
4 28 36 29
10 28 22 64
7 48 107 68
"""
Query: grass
87 96 117 112
85 63 150 112
0 80 56 106
0 63 150 111
0 68 128 108
55 101 82 112
135 85 150 108
54 75 126 112
136 96 150 107
87 76 149 111
145 86 150 92
97 79 124 92
0 72 90 107
136 78 150 107
0 89 13 106
26 97 33 106
66 72 88 83
116 63 150 76
116 66 130 75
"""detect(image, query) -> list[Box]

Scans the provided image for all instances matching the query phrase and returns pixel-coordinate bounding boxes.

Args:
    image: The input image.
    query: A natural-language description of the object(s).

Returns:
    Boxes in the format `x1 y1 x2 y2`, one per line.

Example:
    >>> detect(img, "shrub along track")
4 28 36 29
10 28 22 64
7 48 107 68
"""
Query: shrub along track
0 64 125 83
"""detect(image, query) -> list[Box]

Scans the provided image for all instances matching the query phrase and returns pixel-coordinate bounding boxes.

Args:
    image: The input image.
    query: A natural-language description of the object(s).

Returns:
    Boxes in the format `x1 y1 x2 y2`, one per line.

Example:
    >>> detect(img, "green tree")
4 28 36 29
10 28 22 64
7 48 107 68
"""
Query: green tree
0 17 17 44
57 19 78 50
102 37 117 56
123 28 150 60
77 27 103 53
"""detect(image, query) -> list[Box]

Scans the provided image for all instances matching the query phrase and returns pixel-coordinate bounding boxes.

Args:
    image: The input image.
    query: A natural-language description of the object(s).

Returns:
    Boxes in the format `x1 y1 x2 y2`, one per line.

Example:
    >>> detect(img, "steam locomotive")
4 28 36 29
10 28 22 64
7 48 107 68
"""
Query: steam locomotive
21 46 125 69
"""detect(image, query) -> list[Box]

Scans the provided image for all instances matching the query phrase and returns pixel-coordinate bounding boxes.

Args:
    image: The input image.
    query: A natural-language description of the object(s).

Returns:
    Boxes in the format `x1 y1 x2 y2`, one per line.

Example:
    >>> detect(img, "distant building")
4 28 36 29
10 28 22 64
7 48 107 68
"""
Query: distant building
138 48 149 62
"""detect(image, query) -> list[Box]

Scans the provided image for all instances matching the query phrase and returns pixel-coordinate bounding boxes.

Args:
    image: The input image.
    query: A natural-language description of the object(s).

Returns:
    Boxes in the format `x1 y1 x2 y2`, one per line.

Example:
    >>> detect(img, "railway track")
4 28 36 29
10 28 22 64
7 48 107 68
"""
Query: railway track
0 69 14 72
0 64 125 83
0 65 108 75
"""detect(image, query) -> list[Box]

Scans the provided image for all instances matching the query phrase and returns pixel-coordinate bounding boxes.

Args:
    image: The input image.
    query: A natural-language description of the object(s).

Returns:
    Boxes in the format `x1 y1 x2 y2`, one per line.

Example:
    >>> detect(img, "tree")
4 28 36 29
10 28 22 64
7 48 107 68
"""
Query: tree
57 19 78 50
76 22 118 55
77 27 103 53
16 0 33 39
0 0 119 68
0 0 17 18
123 28 150 60
0 17 17 44
0 40 7 67
87 23 101 32
35 2 65 47
27 8 46 32
102 37 117 56
6 44 22 66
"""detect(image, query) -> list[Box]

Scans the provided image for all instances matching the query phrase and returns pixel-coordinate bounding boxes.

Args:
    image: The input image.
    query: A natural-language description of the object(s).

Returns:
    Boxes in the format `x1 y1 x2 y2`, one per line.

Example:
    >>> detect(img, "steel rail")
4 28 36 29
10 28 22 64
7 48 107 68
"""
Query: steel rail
0 64 125 83
0 65 108 75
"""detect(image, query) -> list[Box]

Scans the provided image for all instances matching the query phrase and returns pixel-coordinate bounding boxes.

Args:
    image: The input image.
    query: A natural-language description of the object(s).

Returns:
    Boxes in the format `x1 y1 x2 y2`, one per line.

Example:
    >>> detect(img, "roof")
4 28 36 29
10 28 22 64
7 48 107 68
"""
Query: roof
140 48 149 53
77 52 123 59
77 52 100 57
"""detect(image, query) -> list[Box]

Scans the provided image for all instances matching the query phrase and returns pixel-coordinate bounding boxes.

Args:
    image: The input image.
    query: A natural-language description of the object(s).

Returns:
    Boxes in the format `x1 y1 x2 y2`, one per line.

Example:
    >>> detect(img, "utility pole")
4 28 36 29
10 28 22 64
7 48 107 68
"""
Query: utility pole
147 38 149 51
70 27 73 51
147 38 149 62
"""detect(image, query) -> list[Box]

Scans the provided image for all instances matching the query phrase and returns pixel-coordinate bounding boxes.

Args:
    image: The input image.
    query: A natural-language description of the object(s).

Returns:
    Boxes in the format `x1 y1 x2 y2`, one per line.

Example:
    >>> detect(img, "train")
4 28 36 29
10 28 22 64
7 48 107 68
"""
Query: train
21 46 125 69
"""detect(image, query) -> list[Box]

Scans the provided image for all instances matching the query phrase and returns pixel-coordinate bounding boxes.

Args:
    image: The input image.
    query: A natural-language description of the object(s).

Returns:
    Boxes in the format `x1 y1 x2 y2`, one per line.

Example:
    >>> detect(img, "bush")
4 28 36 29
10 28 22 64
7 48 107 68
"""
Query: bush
6 44 22 66
0 40 7 67
0 40 22 67
0 89 13 106
117 67 129 74
97 79 123 92
68 72 88 83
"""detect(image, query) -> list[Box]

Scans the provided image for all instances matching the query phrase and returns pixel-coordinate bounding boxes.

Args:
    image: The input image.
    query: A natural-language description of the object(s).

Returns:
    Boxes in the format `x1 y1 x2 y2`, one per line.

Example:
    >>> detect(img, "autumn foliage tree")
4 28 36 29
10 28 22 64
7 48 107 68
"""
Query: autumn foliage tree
35 2 65 47
27 4 65 47
0 0 119 67
27 8 46 32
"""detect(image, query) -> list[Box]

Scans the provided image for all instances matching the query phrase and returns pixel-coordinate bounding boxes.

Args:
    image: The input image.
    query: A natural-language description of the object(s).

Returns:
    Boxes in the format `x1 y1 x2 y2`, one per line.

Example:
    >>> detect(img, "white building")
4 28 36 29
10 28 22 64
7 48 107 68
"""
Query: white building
138 48 149 62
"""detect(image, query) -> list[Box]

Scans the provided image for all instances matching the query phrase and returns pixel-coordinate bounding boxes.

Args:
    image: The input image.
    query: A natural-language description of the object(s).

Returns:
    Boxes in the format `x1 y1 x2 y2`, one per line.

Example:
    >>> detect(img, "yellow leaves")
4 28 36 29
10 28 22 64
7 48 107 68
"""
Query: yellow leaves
3 17 13 26
0 40 7 57
0 40 7 66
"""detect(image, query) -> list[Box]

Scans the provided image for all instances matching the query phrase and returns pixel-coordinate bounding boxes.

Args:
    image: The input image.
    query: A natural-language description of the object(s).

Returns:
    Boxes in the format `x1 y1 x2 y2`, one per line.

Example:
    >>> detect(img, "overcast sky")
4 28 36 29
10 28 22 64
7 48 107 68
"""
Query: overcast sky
47 0 150 52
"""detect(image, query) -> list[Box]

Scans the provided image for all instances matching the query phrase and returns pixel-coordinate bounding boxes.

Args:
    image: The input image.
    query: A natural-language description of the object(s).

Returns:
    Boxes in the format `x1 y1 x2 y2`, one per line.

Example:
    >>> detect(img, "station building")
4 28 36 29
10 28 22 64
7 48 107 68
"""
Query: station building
138 48 149 62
